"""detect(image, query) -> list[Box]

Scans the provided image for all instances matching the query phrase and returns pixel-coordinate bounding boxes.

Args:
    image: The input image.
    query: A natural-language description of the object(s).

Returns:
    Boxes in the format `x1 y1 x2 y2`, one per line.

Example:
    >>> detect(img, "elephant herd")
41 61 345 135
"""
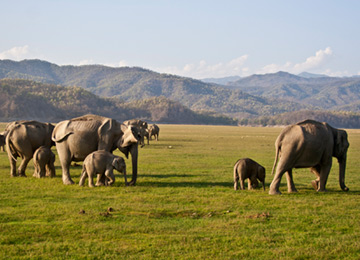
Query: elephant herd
1 115 350 195
2 114 160 187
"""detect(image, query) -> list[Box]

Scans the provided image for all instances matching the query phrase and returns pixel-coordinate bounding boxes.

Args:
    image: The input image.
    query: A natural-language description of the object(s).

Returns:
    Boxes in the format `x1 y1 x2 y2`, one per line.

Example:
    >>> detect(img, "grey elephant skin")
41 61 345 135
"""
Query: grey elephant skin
124 119 148 147
6 121 55 177
33 146 56 178
147 124 160 142
233 158 266 190
269 119 349 195
79 150 127 187
52 114 139 185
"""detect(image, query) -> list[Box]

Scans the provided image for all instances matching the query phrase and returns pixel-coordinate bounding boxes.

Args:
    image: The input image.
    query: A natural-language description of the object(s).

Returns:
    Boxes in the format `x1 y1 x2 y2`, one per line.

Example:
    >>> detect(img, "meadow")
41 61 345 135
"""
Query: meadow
0 123 359 259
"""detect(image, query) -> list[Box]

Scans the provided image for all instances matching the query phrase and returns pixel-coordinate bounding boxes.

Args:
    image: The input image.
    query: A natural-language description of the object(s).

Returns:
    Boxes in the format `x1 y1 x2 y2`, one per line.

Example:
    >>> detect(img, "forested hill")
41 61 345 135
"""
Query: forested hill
1 59 360 128
0 59 308 118
0 79 237 125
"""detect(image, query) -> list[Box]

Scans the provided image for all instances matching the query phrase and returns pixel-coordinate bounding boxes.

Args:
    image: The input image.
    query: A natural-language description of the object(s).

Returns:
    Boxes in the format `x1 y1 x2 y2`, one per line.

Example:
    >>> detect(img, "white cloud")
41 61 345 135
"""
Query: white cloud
156 55 249 78
258 47 333 75
0 45 30 60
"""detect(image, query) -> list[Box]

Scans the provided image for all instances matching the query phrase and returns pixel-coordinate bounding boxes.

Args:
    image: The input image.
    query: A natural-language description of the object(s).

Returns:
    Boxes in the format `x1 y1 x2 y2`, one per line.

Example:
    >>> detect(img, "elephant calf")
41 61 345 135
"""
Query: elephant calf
79 150 127 187
147 124 160 141
33 146 56 178
233 158 266 191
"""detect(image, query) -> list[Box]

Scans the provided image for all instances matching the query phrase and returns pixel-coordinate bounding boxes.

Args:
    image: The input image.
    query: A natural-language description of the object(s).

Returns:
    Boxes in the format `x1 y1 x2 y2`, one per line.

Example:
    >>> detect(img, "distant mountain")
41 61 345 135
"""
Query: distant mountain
201 76 241 85
0 79 237 125
0 59 308 118
227 71 360 110
1 59 360 123
298 72 329 78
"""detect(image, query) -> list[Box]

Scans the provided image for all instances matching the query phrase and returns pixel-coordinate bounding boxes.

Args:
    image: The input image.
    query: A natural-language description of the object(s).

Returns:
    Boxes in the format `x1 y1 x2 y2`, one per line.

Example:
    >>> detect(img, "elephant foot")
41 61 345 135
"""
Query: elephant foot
311 180 319 190
288 188 298 193
63 178 74 185
269 189 282 195
10 174 17 177
19 173 27 177
342 186 349 192
316 188 328 193
128 180 136 186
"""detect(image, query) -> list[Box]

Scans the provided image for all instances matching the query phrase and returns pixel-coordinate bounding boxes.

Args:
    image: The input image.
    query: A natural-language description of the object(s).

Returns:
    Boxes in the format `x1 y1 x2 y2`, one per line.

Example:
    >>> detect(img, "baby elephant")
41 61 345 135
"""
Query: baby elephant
79 150 127 187
33 146 56 178
233 158 266 191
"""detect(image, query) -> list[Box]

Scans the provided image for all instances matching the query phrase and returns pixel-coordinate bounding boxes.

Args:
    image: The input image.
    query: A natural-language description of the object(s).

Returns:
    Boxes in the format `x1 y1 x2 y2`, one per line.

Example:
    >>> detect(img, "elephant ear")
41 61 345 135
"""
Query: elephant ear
111 157 119 168
98 118 118 150
334 130 349 159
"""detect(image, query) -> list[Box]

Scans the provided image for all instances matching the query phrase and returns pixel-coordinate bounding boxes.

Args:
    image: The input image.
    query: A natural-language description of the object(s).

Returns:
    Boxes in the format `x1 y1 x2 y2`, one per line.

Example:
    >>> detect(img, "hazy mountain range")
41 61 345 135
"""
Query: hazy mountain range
0 59 359 126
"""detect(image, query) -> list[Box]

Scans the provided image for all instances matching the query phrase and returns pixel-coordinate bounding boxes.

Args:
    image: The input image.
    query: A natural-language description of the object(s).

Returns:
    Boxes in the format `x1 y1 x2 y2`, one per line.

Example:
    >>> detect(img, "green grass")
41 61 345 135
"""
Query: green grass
0 124 360 259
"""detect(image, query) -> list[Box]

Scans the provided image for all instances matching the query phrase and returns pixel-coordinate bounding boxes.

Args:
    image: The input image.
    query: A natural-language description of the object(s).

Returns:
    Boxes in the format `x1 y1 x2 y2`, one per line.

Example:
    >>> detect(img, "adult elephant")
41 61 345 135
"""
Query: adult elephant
269 119 349 195
123 119 148 147
52 114 139 185
6 120 55 177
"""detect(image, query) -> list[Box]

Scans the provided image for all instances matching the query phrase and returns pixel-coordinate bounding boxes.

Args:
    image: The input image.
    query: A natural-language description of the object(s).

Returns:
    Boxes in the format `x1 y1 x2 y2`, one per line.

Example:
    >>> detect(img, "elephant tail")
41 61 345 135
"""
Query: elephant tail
271 145 280 175
51 120 73 143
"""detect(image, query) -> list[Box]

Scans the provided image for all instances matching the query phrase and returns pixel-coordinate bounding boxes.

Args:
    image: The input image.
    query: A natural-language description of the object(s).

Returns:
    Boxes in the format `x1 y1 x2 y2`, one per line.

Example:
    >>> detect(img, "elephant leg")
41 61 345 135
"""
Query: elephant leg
249 176 259 190
310 166 321 190
269 165 288 195
285 169 298 193
78 169 87 186
239 178 245 190
318 164 332 192
39 163 46 178
104 168 115 186
233 171 239 190
8 153 17 177
18 156 31 177
59 156 74 185
96 174 106 186
88 172 96 187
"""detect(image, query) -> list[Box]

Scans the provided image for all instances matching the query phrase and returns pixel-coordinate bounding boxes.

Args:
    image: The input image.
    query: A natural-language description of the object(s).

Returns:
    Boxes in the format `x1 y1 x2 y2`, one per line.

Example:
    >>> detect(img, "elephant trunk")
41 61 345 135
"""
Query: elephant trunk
339 155 349 191
129 144 138 186
262 180 265 191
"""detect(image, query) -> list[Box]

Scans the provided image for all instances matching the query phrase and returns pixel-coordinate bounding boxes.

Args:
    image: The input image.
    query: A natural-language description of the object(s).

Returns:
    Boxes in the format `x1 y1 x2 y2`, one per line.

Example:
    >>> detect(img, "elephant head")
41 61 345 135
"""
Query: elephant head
332 128 349 191
112 156 127 185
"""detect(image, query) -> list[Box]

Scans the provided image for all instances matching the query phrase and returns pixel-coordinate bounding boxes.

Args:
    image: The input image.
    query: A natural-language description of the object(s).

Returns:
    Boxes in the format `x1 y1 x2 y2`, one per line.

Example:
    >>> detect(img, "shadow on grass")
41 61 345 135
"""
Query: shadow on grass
139 174 198 179
138 181 233 188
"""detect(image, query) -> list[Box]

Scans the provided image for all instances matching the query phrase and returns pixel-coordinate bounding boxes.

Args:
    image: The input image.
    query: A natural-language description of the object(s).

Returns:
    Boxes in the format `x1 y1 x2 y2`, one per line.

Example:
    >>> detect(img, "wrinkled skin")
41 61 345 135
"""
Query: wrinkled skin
52 114 139 185
233 158 266 191
269 119 349 195
6 121 55 177
147 124 160 142
79 150 127 187
124 119 148 147
33 146 56 178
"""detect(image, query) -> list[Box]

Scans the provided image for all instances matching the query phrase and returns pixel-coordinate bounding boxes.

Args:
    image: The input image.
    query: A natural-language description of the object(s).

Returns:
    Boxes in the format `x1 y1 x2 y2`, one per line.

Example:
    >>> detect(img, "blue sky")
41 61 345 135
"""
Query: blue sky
1 0 360 79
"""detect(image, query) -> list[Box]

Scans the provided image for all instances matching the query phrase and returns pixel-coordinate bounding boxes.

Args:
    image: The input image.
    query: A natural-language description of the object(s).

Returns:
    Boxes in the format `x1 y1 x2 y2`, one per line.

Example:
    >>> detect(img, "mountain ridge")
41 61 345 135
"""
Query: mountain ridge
1 59 360 119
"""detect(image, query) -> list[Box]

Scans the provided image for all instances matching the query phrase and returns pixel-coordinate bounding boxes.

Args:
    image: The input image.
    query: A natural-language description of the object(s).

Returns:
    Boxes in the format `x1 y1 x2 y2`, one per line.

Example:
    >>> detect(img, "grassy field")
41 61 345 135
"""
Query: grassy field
0 123 359 259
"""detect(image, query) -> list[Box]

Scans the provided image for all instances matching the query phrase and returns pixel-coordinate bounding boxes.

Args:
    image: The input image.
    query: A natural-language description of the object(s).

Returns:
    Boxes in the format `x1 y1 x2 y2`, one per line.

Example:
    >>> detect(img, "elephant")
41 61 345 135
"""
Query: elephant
6 120 55 177
52 114 139 185
79 150 127 187
123 119 148 147
269 119 349 195
0 133 5 151
147 124 160 142
233 158 266 191
33 146 56 178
